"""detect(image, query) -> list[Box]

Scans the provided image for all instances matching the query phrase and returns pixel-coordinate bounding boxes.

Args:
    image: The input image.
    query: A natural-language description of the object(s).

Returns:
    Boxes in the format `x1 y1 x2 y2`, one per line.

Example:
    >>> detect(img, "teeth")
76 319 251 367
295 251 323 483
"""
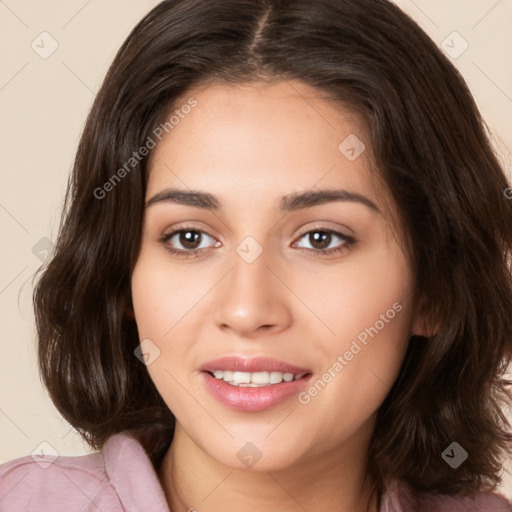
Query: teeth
251 371 270 384
269 371 282 384
210 370 306 386
233 371 251 384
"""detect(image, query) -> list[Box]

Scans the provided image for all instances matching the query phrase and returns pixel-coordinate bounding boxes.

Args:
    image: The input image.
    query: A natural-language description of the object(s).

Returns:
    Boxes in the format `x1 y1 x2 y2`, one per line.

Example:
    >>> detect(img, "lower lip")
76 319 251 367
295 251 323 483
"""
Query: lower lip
202 372 311 412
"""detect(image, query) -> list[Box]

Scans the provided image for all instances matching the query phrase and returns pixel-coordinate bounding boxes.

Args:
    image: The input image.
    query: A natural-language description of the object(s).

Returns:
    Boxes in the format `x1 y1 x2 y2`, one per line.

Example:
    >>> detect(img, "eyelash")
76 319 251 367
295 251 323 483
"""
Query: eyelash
158 226 356 259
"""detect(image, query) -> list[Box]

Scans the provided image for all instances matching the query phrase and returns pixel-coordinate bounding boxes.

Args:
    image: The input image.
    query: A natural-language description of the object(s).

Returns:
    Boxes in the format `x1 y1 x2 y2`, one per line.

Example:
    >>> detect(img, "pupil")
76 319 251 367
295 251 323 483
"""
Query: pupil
181 230 200 249
311 231 330 249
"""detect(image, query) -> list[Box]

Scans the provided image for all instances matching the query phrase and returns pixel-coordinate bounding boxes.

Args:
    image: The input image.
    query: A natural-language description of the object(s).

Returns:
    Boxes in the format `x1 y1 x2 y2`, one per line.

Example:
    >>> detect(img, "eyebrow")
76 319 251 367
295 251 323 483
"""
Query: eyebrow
145 187 381 214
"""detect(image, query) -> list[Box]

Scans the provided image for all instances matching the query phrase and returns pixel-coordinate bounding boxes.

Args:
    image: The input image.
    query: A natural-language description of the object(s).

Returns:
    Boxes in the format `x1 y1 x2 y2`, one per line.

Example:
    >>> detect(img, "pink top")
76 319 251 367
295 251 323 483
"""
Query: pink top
1 431 511 511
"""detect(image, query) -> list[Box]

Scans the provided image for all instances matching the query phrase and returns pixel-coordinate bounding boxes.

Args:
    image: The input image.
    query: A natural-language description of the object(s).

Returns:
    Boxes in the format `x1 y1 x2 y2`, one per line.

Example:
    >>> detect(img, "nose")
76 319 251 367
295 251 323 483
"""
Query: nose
213 247 292 339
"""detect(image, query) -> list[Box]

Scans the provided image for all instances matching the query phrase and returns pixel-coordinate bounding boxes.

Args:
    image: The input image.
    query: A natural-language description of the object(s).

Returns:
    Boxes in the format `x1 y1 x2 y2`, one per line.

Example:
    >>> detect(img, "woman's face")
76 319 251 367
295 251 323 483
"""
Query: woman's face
131 79 423 471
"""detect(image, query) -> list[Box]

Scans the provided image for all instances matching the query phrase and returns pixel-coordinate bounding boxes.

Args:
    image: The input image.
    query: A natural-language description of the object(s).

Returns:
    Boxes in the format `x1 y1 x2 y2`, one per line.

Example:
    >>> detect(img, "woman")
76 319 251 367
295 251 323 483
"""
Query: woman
1 0 511 510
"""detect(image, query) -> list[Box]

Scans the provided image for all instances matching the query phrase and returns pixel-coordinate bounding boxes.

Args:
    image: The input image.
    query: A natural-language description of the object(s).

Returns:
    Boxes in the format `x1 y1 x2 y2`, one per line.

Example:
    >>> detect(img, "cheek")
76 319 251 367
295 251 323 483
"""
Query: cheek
130 254 195 414
293 237 414 357
130 245 211 385
130 244 203 339
295 245 414 435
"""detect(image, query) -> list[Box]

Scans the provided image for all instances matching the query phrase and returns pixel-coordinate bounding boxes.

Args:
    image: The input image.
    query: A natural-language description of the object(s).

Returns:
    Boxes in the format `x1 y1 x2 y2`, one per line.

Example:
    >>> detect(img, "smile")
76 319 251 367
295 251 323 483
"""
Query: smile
200 356 312 411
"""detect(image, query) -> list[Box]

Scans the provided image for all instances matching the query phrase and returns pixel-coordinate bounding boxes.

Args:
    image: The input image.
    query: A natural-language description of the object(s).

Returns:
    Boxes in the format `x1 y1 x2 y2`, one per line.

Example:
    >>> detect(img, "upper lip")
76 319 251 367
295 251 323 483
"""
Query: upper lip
200 356 311 374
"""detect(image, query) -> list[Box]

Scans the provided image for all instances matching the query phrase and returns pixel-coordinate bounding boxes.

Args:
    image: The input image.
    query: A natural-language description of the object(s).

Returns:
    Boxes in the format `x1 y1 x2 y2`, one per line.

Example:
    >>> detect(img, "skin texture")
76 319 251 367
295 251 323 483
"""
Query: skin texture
130 79 428 512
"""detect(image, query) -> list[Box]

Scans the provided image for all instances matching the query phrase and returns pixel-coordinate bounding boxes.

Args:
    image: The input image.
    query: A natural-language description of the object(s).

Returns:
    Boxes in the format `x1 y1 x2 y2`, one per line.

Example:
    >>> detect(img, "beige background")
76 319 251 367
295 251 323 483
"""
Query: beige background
1 0 511 500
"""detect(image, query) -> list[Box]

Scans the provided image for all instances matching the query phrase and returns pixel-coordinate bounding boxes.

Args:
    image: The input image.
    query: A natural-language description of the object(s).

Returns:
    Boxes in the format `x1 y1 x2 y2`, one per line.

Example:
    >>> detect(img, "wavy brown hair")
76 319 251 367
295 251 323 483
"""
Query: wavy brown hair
33 0 512 498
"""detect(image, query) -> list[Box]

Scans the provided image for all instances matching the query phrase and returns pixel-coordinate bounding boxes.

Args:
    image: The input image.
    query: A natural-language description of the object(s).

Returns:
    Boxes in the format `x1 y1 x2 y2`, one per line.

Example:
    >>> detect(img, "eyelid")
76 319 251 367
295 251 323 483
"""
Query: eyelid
157 221 218 241
294 221 355 238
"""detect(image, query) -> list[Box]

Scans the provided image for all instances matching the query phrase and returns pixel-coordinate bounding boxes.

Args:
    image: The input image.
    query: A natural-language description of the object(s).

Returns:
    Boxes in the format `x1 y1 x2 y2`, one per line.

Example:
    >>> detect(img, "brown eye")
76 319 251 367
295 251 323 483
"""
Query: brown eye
175 230 202 250
307 231 332 250
159 228 219 258
293 229 355 256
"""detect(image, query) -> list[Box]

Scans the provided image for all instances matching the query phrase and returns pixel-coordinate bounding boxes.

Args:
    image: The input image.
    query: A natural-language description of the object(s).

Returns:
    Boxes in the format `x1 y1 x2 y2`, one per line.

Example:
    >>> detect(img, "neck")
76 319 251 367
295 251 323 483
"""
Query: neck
157 421 380 512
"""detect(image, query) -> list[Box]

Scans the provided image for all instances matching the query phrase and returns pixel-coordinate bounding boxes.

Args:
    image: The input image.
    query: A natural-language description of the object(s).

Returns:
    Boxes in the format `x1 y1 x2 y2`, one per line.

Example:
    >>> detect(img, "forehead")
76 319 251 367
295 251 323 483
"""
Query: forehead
146 79 386 215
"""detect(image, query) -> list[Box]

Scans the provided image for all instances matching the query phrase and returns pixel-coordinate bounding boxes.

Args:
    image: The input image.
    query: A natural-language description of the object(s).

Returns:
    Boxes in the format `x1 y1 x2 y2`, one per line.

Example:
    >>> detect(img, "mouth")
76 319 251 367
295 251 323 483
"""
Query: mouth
200 356 312 412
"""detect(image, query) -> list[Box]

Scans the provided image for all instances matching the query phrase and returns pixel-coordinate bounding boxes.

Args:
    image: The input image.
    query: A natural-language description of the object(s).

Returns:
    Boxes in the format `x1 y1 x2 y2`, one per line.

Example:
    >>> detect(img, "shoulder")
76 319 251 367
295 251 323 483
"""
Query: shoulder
0 435 121 510
381 479 512 512
0 431 170 512
0 447 121 510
